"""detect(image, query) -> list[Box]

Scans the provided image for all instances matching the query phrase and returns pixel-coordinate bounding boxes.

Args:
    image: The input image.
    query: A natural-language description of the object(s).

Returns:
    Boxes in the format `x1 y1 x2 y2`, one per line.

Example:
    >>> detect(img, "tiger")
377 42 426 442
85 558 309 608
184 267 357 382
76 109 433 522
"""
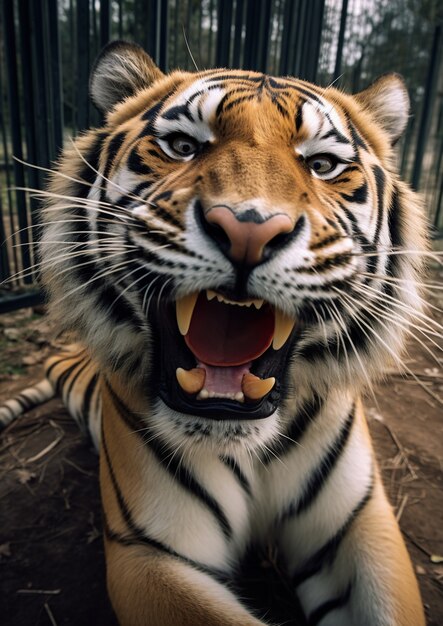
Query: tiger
0 39 427 625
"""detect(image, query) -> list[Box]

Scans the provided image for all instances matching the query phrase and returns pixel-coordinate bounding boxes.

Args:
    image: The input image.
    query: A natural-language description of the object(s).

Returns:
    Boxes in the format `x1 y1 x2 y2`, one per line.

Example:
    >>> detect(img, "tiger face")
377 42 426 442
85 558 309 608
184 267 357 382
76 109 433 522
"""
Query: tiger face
42 42 425 451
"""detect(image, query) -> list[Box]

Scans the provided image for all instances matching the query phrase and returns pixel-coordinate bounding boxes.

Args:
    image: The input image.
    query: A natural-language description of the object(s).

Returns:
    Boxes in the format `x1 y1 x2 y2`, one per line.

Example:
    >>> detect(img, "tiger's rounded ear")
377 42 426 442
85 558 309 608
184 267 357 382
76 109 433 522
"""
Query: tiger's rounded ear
354 74 410 145
90 40 164 113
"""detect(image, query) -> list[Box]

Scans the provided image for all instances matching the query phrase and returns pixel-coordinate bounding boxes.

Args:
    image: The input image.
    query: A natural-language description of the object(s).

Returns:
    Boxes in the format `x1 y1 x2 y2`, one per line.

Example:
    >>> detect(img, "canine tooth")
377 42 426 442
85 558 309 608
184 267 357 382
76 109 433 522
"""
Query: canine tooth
242 373 275 400
176 292 199 335
198 388 209 400
176 367 206 394
234 391 245 402
273 309 296 350
253 299 264 309
207 290 217 301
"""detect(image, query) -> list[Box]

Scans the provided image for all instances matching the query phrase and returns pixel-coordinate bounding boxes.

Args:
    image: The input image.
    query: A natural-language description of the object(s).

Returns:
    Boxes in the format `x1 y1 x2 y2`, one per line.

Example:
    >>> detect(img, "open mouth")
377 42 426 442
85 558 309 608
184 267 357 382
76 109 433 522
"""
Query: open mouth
154 290 298 420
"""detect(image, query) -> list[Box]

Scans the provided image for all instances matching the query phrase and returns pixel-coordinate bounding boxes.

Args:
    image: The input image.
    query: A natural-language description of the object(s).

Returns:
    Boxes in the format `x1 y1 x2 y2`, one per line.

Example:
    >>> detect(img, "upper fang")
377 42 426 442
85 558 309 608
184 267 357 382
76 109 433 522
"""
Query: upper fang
176 292 199 335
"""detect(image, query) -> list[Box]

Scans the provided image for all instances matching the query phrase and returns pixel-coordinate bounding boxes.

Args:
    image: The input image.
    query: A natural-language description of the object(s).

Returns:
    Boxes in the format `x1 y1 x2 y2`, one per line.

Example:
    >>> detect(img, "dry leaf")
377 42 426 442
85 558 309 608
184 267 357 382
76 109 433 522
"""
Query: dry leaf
22 353 42 366
4 328 20 341
430 555 443 564
0 543 11 559
16 469 36 485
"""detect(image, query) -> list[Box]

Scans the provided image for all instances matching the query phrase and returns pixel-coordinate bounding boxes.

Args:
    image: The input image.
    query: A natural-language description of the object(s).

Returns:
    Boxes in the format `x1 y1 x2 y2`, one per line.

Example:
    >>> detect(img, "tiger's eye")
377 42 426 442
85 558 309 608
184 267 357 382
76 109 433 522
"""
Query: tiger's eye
306 155 335 174
168 134 199 157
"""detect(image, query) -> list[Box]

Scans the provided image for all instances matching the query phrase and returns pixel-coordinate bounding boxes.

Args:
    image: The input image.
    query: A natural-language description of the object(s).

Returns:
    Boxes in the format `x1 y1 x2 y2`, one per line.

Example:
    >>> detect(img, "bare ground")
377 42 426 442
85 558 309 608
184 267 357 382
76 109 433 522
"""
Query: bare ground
0 275 442 626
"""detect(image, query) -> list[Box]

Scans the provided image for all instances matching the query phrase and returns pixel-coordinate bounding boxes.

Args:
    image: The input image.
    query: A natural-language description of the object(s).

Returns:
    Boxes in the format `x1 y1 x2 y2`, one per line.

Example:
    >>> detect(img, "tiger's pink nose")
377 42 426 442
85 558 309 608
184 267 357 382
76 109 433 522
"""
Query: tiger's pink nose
205 206 294 266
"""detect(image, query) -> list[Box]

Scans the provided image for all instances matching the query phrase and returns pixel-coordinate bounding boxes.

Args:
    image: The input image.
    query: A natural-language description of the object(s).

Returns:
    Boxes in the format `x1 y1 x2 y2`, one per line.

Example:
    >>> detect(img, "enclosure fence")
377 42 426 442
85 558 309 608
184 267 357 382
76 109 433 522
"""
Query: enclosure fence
0 0 442 312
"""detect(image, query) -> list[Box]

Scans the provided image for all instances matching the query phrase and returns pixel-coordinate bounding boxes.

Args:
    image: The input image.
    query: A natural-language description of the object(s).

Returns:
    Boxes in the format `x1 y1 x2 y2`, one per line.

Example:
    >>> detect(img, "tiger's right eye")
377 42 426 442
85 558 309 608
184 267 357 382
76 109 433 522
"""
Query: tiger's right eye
167 134 200 158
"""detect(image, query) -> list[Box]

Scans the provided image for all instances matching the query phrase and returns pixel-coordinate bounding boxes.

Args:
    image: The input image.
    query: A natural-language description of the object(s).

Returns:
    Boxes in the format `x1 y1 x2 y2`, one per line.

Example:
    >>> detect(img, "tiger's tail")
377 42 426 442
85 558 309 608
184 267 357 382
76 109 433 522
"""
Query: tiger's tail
0 378 55 430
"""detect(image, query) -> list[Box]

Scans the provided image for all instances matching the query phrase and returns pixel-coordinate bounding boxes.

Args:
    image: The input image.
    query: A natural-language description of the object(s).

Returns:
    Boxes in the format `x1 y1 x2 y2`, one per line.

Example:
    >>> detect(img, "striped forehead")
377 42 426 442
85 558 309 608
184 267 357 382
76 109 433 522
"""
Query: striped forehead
296 99 355 161
154 77 226 143
154 74 354 159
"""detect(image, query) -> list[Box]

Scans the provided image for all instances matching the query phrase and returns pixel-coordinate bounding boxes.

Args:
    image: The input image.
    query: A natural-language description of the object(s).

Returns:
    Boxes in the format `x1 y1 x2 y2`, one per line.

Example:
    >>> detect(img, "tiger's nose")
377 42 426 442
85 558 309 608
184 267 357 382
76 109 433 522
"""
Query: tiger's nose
204 206 294 266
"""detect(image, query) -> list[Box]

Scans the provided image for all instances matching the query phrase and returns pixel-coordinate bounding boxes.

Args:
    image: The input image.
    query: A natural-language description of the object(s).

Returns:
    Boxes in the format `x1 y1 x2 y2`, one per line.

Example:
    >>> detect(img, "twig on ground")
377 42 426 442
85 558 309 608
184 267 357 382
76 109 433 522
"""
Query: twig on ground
44 602 58 626
402 529 433 558
24 433 64 464
17 589 61 595
395 494 409 522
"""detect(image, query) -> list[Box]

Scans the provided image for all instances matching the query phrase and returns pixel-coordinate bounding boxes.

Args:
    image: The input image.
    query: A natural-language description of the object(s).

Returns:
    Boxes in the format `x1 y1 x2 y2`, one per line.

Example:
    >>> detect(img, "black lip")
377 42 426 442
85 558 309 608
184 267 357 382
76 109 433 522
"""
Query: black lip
151 297 298 421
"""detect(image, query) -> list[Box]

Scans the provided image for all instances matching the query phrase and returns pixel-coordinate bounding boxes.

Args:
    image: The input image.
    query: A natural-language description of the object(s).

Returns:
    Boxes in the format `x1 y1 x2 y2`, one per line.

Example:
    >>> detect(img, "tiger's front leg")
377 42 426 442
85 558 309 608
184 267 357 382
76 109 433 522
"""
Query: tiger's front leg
276 401 425 626
99 378 271 626
104 541 267 626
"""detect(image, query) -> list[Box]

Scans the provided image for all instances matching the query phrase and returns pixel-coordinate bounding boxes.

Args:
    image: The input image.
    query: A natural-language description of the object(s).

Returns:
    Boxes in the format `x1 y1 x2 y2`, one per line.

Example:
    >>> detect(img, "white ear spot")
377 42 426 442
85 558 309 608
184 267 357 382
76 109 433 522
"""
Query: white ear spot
355 74 410 144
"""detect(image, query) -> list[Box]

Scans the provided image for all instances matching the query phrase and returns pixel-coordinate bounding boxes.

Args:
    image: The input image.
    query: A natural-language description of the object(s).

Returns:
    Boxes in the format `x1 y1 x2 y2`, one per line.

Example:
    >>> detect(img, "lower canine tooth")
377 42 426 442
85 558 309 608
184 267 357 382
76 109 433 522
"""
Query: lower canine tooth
176 367 206 394
241 373 275 400
273 309 296 350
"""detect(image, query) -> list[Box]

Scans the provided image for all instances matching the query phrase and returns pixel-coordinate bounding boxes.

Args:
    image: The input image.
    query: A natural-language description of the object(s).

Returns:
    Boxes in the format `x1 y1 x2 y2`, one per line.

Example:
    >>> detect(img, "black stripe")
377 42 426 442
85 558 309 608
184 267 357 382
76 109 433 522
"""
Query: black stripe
321 128 351 145
103 516 229 583
65 358 90 397
341 182 368 204
262 394 323 464
283 407 355 519
103 131 126 179
161 104 193 122
224 93 255 112
372 165 386 245
116 181 152 209
14 393 32 410
55 360 84 395
105 382 232 539
127 147 153 176
347 118 368 152
45 350 86 379
307 584 352 625
80 373 99 428
0 404 15 420
220 456 251 496
295 100 305 132
293 478 374 587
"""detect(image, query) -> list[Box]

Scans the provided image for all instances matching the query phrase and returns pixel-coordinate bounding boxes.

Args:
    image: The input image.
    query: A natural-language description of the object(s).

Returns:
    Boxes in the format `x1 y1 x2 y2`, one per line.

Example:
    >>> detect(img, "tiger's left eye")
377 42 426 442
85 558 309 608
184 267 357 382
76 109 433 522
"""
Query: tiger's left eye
167 134 200 158
306 155 336 175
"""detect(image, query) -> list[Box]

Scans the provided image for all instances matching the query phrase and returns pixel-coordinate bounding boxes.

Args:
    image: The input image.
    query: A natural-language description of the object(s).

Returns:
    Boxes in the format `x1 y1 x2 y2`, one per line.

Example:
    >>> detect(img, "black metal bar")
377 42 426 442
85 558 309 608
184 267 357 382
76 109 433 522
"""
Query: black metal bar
306 0 325 82
100 0 110 48
333 0 348 81
184 0 193 70
159 0 169 71
2 0 32 282
17 0 40 231
76 0 90 131
411 24 442 191
216 0 233 67
257 0 272 72
0 290 44 314
232 0 244 68
47 0 64 159
279 0 297 75
208 0 215 66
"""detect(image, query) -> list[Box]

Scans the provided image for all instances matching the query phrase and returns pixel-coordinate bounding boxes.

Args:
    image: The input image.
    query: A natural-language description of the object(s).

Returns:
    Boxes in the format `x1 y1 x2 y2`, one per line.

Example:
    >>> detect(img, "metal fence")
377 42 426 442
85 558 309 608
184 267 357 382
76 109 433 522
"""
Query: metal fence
0 0 441 312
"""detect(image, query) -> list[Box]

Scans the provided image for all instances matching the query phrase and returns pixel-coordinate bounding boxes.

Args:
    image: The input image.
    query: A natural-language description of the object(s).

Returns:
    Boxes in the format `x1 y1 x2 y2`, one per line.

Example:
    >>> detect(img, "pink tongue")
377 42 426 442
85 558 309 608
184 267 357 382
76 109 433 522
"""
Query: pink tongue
185 294 274 367
200 362 251 394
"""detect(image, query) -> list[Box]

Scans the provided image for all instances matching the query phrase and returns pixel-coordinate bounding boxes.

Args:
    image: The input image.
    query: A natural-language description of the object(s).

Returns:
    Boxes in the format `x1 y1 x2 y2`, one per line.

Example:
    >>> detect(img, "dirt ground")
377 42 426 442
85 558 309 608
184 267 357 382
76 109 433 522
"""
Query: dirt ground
0 273 442 626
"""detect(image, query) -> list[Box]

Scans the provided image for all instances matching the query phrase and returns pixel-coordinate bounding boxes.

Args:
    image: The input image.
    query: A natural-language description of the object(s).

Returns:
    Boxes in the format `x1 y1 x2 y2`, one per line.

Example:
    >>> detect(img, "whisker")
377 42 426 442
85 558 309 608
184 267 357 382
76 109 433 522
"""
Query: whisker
69 138 158 208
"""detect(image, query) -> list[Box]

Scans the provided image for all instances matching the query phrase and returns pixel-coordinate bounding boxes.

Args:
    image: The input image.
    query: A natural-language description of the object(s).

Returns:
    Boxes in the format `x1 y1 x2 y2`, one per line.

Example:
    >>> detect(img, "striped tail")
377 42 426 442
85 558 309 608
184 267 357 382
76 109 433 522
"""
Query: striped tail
0 344 102 450
0 379 55 430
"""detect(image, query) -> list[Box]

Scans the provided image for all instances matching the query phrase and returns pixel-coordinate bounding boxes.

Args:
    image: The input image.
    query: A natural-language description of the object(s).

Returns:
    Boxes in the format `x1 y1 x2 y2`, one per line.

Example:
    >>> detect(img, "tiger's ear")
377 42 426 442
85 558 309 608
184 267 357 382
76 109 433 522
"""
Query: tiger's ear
354 74 410 144
90 40 164 113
